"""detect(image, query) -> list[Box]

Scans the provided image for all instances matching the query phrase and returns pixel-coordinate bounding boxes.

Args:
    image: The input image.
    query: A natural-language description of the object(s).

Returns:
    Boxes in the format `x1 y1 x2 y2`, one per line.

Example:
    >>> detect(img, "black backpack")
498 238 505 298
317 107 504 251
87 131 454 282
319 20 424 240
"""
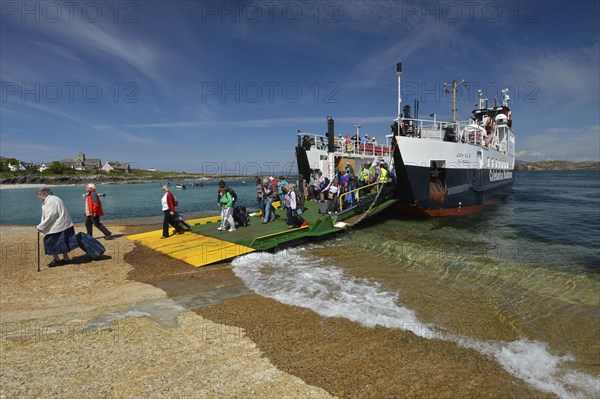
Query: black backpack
227 187 238 203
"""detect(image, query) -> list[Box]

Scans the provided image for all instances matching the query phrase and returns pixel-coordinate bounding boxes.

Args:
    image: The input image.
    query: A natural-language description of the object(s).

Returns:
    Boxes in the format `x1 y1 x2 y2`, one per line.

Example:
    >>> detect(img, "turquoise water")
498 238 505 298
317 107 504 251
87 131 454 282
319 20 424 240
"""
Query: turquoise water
2 171 599 397
0 179 260 225
231 170 599 398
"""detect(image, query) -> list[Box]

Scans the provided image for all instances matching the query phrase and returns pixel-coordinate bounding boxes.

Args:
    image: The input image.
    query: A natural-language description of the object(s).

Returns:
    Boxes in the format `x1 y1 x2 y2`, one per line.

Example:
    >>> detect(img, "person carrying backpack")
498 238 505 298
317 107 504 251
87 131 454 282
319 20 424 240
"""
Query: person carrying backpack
217 181 236 232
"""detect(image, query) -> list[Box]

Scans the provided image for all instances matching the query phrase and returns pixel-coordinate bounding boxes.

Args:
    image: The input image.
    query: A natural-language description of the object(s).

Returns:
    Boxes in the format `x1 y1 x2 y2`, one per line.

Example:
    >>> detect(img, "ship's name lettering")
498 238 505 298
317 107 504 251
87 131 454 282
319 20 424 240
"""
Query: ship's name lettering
456 153 471 158
489 170 513 182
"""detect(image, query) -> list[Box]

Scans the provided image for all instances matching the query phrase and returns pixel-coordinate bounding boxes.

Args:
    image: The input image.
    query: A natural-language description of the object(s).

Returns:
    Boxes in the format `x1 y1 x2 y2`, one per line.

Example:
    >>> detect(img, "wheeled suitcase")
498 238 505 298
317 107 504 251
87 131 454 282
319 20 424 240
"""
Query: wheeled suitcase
173 212 191 231
76 232 106 260
233 205 250 227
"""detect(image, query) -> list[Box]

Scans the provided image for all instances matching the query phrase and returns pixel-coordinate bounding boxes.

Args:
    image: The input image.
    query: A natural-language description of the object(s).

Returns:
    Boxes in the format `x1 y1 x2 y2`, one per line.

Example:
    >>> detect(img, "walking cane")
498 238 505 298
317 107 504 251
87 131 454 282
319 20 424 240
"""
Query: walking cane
37 230 40 272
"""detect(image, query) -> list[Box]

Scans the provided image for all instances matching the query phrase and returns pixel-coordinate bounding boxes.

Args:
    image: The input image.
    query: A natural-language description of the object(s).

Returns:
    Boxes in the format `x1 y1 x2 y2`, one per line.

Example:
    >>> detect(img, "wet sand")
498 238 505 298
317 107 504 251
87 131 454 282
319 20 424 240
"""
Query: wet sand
0 223 555 398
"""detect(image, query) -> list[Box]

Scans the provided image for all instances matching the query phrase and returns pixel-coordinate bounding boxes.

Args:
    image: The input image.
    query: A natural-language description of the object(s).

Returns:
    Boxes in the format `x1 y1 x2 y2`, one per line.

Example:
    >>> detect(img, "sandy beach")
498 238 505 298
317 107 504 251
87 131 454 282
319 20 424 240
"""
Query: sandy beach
0 222 556 398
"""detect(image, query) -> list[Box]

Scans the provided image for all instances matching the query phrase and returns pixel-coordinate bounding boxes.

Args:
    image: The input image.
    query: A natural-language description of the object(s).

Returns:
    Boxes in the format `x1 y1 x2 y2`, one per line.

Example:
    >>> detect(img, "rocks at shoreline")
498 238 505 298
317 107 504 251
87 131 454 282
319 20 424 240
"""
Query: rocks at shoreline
1 175 157 185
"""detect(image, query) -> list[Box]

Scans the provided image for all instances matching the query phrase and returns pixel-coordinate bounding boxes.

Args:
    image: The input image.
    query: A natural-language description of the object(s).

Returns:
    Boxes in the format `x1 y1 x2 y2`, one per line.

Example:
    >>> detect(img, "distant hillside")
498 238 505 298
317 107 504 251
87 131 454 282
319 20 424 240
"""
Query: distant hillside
515 160 600 171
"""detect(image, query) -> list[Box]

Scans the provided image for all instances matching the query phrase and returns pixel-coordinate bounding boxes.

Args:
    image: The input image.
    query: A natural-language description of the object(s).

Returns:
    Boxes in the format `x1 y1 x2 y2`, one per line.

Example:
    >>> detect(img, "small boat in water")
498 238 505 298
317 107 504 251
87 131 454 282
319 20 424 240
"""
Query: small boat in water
192 182 204 187
175 184 187 189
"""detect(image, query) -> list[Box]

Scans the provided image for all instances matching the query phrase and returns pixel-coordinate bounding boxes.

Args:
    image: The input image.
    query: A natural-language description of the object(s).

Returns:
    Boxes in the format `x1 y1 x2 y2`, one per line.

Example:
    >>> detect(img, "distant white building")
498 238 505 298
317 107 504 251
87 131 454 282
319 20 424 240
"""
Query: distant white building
147 167 157 172
100 162 114 173
8 162 26 172
38 163 48 172
101 161 132 173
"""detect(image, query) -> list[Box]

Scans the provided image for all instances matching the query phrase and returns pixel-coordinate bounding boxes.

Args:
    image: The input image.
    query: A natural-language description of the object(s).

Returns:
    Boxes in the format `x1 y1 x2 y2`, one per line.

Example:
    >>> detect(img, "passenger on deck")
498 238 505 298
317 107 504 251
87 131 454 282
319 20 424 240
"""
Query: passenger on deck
359 163 370 192
318 137 326 150
361 134 369 143
277 175 288 209
283 184 298 228
261 178 276 223
308 170 318 201
269 176 278 201
255 177 264 215
345 162 354 176
326 179 340 212
340 169 350 195
296 174 307 211
217 182 236 232
318 173 329 201
378 162 389 184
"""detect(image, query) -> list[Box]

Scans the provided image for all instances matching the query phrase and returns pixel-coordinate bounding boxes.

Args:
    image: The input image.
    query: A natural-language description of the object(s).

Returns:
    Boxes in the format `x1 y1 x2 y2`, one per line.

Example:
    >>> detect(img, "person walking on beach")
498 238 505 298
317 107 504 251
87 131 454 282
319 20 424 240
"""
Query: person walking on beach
84 183 113 240
161 185 183 238
217 181 236 231
36 187 79 267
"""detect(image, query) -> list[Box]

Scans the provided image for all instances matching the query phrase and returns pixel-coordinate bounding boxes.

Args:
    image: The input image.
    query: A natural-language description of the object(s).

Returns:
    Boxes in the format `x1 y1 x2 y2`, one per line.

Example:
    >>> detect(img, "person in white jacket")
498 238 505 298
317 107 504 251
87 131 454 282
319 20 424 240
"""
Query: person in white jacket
36 187 78 267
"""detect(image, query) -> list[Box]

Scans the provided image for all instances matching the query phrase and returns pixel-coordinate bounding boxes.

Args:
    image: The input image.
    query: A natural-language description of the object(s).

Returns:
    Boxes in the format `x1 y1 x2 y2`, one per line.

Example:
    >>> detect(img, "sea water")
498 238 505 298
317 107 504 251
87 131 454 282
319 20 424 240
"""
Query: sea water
231 170 600 398
0 179 260 225
2 171 599 397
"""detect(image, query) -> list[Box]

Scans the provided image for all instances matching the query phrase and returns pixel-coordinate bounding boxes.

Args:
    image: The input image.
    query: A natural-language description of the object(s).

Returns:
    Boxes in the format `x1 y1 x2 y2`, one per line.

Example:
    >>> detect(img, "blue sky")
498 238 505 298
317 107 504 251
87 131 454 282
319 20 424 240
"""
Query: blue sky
1 0 599 173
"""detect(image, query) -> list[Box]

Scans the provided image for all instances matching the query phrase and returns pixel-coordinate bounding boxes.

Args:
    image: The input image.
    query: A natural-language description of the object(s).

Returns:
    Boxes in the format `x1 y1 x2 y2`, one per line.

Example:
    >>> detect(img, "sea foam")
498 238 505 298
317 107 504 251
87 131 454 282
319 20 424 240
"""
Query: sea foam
232 249 599 399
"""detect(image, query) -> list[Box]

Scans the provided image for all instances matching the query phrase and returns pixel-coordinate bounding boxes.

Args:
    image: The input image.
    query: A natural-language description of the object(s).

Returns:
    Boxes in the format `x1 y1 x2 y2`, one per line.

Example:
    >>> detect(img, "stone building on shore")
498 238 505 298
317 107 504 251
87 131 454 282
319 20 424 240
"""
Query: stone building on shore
61 152 102 171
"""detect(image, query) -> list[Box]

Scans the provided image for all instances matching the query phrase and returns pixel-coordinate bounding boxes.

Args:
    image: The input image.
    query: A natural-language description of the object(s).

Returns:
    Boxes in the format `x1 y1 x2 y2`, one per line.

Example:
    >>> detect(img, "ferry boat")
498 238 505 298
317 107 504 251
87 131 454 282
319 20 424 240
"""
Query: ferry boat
126 64 516 268
392 63 516 216
296 63 516 217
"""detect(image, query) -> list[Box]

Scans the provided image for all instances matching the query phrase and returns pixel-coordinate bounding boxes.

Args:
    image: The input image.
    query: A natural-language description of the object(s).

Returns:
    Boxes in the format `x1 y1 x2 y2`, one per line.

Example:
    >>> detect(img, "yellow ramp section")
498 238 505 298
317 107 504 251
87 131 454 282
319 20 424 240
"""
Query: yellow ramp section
126 229 255 267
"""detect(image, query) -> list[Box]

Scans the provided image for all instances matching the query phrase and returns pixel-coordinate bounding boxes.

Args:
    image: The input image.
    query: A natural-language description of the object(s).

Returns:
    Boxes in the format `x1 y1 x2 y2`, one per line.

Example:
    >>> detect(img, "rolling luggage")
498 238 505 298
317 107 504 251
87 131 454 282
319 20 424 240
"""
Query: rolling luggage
319 200 330 214
173 212 191 231
233 205 250 227
76 232 106 260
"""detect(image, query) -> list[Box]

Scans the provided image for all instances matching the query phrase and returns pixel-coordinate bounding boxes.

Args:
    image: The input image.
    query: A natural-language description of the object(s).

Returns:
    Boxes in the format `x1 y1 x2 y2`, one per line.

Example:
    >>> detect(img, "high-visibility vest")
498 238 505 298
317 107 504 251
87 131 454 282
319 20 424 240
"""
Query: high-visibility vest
359 168 369 182
378 167 388 183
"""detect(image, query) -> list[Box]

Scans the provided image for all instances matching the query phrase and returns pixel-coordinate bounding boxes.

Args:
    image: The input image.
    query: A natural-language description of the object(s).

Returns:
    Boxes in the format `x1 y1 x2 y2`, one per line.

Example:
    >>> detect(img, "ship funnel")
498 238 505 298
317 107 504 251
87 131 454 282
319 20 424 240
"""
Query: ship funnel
327 116 335 153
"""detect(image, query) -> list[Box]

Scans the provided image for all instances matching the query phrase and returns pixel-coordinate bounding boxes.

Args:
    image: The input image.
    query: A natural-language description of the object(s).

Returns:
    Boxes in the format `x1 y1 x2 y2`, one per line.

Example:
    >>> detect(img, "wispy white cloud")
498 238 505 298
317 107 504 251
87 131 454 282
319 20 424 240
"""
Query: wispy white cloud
94 115 393 130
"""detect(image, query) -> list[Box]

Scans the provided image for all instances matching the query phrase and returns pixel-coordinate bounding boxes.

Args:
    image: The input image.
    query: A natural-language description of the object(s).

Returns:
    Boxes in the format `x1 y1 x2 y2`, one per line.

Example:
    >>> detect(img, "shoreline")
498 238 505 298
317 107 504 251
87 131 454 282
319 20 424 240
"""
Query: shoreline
0 222 556 398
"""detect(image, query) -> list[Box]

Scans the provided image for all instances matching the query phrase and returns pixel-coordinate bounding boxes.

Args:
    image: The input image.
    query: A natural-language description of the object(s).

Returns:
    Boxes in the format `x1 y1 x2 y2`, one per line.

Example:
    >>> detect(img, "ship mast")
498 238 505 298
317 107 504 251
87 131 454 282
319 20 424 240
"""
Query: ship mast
444 79 465 124
396 63 402 121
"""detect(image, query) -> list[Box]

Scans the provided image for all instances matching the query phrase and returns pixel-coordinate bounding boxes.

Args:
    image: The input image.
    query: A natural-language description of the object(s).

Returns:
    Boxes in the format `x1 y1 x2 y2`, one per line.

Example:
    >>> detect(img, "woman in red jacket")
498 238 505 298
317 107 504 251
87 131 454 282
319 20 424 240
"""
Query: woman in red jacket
84 183 113 240
161 185 183 238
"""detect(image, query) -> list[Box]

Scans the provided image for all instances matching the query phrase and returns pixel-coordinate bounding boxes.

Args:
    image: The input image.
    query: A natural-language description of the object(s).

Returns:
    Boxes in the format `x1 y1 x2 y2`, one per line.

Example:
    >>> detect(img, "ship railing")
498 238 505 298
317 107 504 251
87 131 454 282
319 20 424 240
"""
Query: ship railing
298 132 393 157
401 118 505 149
337 181 382 212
